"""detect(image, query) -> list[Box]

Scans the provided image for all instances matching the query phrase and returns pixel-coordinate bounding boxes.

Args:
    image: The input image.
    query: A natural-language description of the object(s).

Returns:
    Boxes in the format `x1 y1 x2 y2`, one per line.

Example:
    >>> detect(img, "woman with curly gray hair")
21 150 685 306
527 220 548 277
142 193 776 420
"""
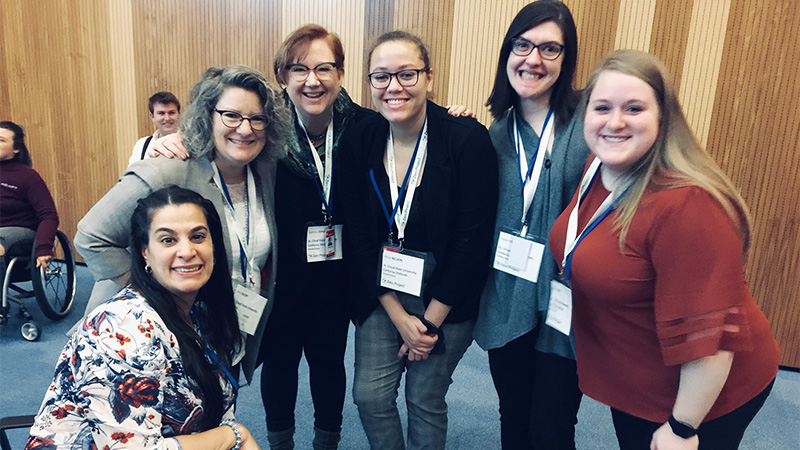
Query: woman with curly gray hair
75 65 290 383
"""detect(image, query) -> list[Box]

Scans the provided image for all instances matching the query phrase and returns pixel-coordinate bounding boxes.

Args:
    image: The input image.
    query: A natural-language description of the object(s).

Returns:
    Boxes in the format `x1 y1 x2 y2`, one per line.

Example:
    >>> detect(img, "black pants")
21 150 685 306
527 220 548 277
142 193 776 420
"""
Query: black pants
611 378 775 450
260 288 350 433
488 329 583 450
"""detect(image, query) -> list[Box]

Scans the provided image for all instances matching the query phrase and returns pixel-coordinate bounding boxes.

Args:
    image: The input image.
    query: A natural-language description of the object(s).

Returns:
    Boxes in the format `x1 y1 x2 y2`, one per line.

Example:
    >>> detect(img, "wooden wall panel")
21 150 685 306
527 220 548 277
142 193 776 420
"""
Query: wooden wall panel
614 0 656 51
0 0 119 249
649 0 693 89
678 0 731 146
108 0 138 176
0 7 9 117
1 0 797 366
564 0 620 86
708 0 800 366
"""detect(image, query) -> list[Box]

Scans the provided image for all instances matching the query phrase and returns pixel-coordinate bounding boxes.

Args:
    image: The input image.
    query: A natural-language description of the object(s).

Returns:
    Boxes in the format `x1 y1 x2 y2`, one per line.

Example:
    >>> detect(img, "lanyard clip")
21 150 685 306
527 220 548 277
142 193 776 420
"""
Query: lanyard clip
322 209 332 226
520 220 529 237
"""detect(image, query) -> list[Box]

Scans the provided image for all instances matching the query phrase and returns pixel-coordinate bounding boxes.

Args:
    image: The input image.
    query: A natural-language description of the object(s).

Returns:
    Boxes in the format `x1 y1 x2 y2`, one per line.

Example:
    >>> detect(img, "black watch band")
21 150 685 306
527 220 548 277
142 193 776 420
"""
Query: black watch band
668 415 698 439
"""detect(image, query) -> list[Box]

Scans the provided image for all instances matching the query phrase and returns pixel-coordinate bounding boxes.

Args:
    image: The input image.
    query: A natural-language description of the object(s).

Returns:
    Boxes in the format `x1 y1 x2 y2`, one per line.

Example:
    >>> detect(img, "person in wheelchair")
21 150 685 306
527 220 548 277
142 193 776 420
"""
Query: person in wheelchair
0 121 59 295
26 187 261 450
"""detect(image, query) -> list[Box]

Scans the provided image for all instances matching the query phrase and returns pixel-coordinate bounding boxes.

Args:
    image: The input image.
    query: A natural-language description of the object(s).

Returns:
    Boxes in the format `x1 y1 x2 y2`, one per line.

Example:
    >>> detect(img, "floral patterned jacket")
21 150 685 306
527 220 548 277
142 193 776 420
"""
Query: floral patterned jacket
25 289 235 450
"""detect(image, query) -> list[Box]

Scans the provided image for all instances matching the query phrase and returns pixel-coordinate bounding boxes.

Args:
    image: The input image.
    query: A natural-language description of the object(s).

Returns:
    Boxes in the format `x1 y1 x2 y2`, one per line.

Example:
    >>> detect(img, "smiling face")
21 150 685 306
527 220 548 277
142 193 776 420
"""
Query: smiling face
368 40 432 130
584 70 660 174
506 21 564 104
151 102 180 136
284 39 343 127
142 203 214 307
0 128 18 161
212 86 267 177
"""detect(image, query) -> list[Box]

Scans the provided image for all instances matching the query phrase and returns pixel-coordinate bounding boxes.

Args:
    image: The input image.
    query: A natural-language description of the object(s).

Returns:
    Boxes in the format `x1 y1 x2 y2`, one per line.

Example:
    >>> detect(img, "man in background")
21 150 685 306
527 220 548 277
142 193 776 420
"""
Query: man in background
127 91 180 166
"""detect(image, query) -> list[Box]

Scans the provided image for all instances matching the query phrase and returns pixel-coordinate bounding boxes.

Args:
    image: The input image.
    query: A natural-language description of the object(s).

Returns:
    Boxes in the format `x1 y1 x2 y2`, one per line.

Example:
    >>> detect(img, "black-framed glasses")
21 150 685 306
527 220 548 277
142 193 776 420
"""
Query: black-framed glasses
367 68 429 89
213 109 268 131
510 38 564 60
285 62 338 82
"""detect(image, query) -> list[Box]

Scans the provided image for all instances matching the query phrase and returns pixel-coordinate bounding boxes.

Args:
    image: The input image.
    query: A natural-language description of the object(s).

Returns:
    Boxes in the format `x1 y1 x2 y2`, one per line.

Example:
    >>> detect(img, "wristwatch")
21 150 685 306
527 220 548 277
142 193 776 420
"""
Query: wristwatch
668 415 698 439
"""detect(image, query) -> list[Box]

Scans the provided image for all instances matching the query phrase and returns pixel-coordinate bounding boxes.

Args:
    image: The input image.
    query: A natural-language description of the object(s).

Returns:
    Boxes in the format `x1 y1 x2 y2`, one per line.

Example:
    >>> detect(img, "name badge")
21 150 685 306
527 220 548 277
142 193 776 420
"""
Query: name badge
306 223 343 262
234 284 268 335
545 280 572 336
379 244 426 297
492 229 545 283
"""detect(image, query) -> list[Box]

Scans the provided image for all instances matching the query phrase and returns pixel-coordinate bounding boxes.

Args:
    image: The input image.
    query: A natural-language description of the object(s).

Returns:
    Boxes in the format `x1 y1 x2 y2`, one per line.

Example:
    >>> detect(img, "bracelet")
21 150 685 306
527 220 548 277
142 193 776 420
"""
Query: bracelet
668 415 698 439
220 419 242 450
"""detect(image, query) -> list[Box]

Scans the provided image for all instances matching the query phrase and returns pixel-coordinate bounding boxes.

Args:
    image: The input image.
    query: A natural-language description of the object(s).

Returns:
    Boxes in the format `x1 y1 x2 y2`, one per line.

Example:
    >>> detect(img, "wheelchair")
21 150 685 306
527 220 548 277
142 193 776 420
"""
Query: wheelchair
1 230 77 341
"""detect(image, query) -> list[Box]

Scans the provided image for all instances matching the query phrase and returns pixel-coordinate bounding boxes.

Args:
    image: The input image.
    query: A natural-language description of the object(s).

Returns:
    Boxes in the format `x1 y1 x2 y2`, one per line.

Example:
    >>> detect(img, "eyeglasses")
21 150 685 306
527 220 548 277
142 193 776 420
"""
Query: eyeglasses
510 38 564 60
213 109 268 131
285 62 338 82
367 68 429 89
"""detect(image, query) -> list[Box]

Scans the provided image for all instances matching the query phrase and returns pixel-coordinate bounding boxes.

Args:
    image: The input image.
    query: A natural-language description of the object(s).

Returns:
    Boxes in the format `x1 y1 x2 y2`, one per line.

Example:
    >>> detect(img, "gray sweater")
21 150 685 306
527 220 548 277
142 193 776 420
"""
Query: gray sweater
473 108 587 358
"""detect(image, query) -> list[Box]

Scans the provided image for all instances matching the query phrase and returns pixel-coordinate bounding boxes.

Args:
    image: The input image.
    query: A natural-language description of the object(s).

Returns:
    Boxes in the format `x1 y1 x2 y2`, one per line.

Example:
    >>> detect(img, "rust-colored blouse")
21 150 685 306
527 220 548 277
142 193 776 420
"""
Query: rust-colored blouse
548 166 779 423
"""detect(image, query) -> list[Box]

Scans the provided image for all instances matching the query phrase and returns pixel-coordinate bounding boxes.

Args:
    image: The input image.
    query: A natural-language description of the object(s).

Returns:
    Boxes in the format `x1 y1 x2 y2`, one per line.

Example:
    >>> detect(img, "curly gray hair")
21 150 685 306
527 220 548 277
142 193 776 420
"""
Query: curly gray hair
180 65 290 163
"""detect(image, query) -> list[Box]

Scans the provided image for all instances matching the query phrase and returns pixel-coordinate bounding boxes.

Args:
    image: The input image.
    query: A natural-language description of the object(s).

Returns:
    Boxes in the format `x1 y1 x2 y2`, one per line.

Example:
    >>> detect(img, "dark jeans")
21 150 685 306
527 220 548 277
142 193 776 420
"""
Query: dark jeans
610 378 775 450
260 288 350 433
488 329 582 450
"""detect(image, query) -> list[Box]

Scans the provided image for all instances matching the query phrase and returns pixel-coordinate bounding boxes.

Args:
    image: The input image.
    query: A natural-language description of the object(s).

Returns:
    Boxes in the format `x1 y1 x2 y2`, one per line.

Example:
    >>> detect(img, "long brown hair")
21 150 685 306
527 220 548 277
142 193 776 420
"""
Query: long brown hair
579 50 752 251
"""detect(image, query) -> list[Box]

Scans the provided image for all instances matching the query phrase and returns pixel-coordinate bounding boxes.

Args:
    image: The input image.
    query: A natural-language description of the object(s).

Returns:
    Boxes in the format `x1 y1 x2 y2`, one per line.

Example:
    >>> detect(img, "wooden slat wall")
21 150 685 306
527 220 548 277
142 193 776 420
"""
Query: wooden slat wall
1 0 797 367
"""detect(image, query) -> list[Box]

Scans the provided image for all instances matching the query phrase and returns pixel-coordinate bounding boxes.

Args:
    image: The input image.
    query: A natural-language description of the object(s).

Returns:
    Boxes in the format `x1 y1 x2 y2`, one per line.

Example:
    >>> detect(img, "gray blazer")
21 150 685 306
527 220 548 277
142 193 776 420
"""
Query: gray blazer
74 155 278 383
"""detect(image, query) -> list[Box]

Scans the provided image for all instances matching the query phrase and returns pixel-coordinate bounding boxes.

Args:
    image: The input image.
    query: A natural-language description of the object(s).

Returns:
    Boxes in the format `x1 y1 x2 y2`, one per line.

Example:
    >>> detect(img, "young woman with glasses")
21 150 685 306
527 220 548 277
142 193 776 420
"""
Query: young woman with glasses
472 1 588 449
338 31 498 450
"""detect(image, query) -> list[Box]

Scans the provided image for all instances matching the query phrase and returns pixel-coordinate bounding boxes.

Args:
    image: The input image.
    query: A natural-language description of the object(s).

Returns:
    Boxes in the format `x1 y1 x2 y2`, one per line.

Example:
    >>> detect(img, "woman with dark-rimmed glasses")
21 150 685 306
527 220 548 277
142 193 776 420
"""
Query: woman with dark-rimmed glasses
473 1 588 449
339 31 498 450
75 65 291 386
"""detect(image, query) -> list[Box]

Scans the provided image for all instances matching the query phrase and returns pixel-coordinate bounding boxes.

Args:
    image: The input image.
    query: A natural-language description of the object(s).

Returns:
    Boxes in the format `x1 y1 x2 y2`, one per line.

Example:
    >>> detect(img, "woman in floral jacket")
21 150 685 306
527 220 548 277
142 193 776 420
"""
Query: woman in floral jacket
26 187 260 450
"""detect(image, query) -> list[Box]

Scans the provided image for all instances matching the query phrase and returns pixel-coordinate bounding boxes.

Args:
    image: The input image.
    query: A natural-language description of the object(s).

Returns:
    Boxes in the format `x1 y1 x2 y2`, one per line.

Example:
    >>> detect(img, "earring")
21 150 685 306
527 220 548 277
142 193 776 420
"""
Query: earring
145 265 152 274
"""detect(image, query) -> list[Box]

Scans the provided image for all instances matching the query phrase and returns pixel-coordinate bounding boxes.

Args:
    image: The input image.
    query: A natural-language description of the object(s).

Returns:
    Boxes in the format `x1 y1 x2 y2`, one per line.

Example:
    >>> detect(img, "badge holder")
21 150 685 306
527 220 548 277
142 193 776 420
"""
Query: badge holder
306 220 343 262
378 241 427 297
492 226 546 283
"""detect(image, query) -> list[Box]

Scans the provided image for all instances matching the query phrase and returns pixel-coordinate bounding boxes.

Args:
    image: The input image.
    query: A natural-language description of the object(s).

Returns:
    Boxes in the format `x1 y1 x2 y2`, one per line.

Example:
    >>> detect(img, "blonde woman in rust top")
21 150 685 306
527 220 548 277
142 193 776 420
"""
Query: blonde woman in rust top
548 50 779 450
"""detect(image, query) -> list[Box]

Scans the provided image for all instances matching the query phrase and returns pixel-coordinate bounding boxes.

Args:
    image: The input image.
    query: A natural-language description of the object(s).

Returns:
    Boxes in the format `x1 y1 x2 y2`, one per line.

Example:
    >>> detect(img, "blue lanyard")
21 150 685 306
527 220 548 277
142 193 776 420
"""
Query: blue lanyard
296 120 334 222
563 168 630 281
370 126 425 242
216 170 248 279
193 307 239 414
204 339 239 414
517 108 553 193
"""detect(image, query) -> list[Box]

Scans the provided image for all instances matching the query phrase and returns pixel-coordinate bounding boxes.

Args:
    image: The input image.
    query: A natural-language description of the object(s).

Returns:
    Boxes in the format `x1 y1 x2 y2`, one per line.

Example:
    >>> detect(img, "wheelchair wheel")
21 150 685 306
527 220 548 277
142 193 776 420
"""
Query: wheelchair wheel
21 320 41 341
32 230 76 320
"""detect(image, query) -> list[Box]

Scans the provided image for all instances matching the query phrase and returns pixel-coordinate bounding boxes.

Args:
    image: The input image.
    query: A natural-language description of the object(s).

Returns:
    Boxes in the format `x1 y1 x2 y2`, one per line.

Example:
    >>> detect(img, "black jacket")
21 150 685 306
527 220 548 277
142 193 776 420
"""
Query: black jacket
339 101 499 324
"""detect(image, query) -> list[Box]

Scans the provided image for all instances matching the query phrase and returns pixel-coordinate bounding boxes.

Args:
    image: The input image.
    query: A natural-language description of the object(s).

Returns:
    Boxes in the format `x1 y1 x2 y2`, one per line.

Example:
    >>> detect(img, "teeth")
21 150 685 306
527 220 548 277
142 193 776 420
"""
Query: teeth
604 136 627 142
520 72 542 79
230 138 250 145
174 266 201 272
387 99 405 105
304 92 324 98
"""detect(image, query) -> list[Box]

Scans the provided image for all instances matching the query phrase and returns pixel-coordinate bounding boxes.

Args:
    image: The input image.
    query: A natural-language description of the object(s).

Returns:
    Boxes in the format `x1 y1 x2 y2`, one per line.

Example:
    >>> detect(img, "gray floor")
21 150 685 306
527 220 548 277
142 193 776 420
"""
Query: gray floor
1 265 798 449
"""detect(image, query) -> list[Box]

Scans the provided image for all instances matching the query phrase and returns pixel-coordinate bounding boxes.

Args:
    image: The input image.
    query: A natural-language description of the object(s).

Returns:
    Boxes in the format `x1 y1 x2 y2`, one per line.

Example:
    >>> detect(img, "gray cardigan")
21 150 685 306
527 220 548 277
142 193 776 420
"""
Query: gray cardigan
473 108 587 358
74 155 278 383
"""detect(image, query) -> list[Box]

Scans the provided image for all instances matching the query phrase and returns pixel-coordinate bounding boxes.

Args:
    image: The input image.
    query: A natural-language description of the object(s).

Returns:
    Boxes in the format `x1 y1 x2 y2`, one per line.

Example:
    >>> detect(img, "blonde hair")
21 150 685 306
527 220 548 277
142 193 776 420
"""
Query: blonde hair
579 50 751 251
